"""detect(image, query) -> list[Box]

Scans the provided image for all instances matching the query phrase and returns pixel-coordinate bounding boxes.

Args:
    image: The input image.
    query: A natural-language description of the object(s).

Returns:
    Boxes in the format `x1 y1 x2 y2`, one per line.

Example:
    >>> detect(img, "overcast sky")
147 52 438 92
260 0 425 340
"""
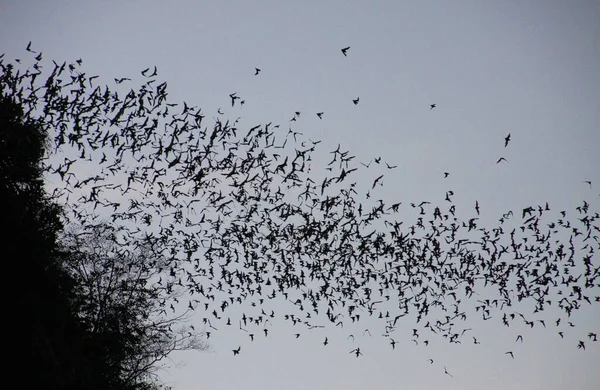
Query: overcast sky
2 1 599 389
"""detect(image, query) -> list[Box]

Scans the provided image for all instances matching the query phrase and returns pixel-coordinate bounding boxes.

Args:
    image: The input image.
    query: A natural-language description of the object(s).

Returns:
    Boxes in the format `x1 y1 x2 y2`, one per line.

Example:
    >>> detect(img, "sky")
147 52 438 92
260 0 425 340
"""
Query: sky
2 1 599 389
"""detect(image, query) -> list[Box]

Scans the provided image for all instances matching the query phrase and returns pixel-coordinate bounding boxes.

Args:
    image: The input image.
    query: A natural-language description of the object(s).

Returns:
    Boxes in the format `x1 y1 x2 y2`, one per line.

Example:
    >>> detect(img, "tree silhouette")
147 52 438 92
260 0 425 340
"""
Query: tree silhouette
59 222 209 385
0 84 185 390
1 47 598 375
0 94 84 388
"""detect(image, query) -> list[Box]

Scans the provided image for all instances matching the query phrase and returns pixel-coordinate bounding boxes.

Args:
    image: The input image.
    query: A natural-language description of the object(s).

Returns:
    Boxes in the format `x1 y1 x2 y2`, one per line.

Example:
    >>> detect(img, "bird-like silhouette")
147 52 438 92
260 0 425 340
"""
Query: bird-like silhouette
504 133 511 147
341 46 350 56
372 174 384 189
230 93 240 107
254 68 261 75
496 157 507 164
353 97 359 105
430 103 436 110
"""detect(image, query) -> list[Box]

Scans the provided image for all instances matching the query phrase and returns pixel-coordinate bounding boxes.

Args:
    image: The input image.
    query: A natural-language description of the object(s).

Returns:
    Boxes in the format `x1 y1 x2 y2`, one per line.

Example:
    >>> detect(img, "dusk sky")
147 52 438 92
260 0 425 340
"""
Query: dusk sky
2 1 599 389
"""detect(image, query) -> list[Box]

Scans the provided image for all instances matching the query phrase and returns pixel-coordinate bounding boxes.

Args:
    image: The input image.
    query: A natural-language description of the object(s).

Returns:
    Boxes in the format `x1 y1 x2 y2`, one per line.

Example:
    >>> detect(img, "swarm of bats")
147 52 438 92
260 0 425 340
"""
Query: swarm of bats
1 47 598 361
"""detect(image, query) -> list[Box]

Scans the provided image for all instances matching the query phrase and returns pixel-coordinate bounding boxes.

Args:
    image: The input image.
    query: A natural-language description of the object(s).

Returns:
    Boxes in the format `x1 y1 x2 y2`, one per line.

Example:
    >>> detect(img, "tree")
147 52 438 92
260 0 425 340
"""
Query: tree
0 93 84 388
1 48 598 367
0 71 202 390
59 222 209 387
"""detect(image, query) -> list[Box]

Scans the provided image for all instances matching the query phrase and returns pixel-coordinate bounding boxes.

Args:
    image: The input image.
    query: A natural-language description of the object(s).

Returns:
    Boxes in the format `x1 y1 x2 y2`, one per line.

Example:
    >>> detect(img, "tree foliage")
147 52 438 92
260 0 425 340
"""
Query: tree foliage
59 222 208 385
1 67 198 390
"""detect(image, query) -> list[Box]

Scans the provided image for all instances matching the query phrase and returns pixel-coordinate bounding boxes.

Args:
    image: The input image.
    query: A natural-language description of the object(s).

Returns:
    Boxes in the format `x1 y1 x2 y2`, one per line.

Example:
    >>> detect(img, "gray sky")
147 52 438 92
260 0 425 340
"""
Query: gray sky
2 1 599 389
